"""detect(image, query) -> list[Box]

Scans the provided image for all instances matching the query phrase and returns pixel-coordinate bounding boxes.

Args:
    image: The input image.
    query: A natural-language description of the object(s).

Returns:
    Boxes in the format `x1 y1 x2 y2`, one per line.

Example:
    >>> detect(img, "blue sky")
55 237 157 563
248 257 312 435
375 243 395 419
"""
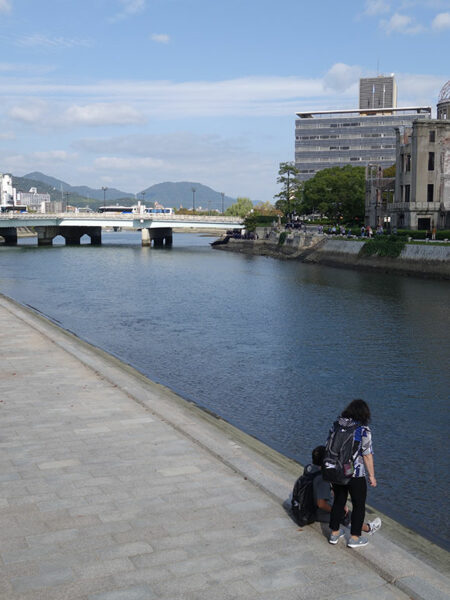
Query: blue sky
0 0 449 201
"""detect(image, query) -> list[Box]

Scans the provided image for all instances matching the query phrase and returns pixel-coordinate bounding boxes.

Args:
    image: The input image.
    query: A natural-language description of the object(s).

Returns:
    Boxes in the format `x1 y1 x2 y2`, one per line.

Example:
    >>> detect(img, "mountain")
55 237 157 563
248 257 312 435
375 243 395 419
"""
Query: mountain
141 182 235 211
23 172 132 203
18 172 237 210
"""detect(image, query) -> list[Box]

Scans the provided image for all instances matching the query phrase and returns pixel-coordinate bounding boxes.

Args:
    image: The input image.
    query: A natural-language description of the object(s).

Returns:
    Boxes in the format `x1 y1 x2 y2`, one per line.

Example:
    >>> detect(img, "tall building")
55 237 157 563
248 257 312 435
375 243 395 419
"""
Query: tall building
295 75 431 182
359 75 397 111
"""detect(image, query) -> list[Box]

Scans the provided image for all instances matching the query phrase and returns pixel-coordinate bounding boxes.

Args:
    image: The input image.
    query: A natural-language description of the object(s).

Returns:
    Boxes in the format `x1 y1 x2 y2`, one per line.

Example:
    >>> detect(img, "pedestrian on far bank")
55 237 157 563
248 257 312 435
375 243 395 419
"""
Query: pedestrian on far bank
328 399 378 548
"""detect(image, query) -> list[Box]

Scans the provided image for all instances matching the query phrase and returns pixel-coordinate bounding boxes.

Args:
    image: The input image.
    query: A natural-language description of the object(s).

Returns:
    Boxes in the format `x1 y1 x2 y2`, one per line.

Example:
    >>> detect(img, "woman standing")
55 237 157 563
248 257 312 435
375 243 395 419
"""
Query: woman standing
328 399 380 547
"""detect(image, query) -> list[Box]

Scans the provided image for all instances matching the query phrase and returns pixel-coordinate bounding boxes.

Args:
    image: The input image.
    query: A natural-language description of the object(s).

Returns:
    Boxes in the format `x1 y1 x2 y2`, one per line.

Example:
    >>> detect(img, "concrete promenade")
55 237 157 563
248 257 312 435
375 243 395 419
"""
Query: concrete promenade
0 296 448 600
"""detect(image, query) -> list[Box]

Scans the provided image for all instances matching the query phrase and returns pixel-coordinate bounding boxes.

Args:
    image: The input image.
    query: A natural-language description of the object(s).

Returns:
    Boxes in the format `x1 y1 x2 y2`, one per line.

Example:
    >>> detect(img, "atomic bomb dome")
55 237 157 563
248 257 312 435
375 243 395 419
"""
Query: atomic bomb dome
437 80 450 119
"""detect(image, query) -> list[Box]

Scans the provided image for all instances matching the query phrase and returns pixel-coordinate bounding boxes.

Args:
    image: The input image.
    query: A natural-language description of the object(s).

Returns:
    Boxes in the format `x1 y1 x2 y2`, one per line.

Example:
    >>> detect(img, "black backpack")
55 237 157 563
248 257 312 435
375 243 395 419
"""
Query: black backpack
322 421 360 485
291 467 320 526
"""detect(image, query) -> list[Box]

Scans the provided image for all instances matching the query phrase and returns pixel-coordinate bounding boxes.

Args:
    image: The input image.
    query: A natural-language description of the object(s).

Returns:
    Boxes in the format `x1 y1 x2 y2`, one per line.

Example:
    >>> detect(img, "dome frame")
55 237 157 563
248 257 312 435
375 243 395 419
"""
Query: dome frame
437 80 450 103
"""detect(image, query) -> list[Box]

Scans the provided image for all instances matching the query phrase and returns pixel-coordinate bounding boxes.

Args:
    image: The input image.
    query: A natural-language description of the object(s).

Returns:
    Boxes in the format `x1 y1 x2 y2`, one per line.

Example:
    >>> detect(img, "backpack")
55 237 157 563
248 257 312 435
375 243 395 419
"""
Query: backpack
291 467 321 526
322 421 361 485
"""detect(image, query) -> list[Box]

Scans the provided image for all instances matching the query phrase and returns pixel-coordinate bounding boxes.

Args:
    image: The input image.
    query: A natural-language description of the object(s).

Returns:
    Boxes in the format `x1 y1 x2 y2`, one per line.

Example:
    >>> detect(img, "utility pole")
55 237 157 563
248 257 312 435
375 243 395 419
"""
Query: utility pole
102 186 108 210
221 192 224 214
192 187 196 212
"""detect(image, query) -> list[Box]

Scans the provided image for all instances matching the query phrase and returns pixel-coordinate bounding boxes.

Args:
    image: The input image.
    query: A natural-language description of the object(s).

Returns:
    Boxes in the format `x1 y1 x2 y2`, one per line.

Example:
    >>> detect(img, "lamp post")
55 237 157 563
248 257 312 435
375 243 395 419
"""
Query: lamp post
102 186 108 210
221 192 224 214
192 187 196 212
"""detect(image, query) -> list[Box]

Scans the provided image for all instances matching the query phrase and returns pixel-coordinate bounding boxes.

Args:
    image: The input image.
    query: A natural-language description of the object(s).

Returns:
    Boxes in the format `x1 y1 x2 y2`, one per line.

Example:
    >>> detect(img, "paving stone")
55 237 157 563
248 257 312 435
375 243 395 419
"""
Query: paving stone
88 584 156 600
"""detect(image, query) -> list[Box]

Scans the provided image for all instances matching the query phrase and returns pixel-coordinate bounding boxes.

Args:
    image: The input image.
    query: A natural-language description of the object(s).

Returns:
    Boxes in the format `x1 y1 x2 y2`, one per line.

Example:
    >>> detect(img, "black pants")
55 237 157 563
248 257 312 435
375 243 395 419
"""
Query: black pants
330 477 367 537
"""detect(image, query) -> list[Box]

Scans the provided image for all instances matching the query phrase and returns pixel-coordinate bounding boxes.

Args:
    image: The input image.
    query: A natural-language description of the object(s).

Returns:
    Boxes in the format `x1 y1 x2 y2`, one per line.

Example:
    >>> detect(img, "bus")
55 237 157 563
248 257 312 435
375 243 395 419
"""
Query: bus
98 206 134 214
144 207 174 215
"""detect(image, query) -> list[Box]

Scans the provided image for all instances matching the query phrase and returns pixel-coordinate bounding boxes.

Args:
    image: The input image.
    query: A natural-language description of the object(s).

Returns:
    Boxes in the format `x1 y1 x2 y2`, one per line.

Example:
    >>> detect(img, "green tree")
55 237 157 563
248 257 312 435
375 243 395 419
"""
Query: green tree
274 162 302 216
383 163 396 177
253 200 278 215
302 165 365 224
225 197 254 217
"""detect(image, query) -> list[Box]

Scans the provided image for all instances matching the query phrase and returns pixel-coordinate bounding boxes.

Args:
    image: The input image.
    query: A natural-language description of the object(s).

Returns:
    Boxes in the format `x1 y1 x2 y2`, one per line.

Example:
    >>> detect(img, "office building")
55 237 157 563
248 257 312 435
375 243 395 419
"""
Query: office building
295 76 431 182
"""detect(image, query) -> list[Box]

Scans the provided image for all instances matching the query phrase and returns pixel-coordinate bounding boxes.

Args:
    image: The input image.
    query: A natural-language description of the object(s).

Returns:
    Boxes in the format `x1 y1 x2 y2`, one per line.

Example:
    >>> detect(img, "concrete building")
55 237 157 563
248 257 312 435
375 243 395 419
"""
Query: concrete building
16 187 51 210
390 119 450 230
295 75 431 182
0 173 16 207
359 75 397 111
365 81 450 231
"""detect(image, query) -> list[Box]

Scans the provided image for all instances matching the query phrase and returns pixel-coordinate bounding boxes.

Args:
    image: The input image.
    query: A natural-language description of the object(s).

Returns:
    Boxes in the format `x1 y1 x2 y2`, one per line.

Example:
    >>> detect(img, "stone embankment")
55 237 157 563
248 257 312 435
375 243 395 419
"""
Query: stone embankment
1 294 449 600
213 232 450 279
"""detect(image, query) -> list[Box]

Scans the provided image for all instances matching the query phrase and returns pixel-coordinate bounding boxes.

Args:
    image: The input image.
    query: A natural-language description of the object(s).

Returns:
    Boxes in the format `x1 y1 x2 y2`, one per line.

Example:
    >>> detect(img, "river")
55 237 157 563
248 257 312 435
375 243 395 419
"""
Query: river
0 231 449 550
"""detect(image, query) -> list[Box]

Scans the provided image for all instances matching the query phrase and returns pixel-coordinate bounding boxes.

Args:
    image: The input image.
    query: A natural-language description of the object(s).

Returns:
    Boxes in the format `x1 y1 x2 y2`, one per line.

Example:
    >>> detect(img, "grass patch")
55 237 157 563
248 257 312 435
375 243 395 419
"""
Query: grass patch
278 231 287 246
359 236 406 258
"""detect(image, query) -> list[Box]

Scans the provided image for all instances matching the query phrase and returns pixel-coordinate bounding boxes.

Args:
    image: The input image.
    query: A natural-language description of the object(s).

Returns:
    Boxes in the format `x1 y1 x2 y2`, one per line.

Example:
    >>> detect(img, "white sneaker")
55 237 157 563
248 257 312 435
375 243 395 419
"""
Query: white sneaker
367 517 382 535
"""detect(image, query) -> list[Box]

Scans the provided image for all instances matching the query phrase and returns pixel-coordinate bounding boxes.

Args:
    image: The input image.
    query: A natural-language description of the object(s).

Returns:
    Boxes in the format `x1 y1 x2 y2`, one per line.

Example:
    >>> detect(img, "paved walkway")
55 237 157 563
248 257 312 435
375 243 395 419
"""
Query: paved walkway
0 296 448 600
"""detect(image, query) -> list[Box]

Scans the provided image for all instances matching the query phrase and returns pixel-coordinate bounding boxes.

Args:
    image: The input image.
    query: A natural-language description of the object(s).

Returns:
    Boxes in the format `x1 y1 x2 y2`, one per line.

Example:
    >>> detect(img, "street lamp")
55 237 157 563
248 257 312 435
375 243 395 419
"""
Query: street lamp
102 186 108 210
221 192 224 214
192 187 196 212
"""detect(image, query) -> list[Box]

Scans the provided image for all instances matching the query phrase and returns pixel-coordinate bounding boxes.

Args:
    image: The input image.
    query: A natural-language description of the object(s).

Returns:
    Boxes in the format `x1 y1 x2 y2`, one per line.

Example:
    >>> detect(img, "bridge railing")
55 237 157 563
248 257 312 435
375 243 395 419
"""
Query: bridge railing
0 212 243 223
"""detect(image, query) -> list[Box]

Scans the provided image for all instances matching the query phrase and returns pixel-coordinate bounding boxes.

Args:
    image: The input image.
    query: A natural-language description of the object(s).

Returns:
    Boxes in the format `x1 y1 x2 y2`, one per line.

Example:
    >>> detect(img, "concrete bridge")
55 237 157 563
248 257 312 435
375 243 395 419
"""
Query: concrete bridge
0 212 244 247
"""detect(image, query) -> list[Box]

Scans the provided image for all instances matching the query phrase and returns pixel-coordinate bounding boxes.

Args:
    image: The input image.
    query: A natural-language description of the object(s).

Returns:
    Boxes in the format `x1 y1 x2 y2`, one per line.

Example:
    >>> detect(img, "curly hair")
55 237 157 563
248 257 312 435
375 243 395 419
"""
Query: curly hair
341 398 371 425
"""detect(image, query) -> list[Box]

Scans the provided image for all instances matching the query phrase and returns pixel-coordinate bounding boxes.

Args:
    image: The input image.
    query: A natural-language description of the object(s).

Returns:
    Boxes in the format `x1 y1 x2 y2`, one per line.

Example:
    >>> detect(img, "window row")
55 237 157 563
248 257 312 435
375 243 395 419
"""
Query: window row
399 184 435 203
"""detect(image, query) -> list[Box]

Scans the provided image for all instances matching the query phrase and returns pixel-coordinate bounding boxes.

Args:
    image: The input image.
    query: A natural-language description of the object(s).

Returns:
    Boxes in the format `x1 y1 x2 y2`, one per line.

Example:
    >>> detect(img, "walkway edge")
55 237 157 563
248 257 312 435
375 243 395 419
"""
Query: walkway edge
1 294 448 600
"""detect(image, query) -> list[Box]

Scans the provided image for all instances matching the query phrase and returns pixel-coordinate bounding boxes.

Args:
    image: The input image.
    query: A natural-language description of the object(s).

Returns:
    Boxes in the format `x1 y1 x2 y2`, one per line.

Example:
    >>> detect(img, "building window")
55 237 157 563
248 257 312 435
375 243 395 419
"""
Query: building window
405 185 410 203
427 184 434 203
400 185 403 201
428 152 435 171
406 155 411 171
429 131 435 143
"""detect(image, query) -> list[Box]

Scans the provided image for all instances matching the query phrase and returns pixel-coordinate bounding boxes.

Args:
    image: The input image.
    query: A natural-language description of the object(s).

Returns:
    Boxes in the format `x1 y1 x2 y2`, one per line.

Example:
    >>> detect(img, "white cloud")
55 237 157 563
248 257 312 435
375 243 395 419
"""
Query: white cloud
15 34 92 48
94 156 165 170
432 11 450 28
323 63 362 92
0 62 55 74
8 100 48 123
32 150 74 162
78 131 276 199
363 0 391 16
0 0 11 14
110 0 146 21
151 33 170 44
64 103 146 126
383 12 425 33
0 132 15 140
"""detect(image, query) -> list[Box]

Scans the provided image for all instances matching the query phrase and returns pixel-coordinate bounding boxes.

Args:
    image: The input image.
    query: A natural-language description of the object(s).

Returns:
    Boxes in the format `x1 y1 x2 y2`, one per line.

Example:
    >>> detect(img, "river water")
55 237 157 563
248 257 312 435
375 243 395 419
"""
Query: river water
0 231 449 550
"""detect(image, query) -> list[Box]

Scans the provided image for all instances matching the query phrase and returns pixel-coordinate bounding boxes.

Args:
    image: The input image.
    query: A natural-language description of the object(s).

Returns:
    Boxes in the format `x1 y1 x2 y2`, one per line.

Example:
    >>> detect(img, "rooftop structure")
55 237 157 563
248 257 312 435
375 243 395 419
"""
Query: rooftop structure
359 75 397 111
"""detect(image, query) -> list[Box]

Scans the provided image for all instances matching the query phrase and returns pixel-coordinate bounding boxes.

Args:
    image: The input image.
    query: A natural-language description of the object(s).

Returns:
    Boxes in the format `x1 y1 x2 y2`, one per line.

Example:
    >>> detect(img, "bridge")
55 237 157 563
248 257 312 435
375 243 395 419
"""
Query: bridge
0 212 244 247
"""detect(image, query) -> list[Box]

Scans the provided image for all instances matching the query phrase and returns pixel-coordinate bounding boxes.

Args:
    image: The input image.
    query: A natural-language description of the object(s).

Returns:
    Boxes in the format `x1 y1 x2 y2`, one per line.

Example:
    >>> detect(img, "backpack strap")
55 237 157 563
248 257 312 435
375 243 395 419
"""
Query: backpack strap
351 425 363 462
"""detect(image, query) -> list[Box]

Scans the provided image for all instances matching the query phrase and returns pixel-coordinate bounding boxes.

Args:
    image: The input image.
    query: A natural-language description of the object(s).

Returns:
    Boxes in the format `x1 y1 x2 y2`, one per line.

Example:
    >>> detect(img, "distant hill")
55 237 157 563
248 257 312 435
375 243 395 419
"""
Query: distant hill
17 172 237 211
23 172 132 203
141 182 235 211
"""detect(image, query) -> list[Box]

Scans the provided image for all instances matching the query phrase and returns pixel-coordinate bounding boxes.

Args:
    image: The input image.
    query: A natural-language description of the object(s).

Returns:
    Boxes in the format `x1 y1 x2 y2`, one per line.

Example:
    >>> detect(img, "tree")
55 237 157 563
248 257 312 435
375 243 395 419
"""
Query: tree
274 162 302 216
302 165 365 224
225 197 254 217
383 164 396 177
253 201 279 215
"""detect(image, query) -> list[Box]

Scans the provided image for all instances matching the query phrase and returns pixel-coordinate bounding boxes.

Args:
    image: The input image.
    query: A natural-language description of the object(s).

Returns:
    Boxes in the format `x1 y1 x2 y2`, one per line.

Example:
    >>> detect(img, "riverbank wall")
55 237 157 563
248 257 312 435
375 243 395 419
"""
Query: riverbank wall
0 293 449 600
214 235 450 279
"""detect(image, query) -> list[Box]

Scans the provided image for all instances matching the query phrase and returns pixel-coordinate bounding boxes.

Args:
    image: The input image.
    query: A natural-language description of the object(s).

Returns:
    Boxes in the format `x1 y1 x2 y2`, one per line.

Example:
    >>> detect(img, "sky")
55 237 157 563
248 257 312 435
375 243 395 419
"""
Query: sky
0 0 449 202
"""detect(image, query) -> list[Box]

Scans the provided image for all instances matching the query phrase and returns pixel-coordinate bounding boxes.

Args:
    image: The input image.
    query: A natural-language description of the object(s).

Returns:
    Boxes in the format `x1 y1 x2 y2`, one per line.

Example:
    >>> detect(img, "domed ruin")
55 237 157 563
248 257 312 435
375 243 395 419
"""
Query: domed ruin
437 80 450 119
